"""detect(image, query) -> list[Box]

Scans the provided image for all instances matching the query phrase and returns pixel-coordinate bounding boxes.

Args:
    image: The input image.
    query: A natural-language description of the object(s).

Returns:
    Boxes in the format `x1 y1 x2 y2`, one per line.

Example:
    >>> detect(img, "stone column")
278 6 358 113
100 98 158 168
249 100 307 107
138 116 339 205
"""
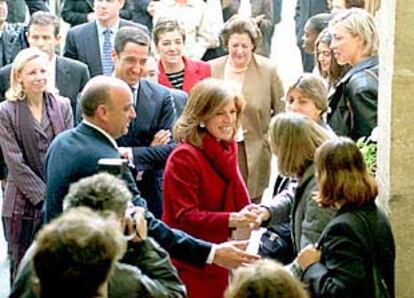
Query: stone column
376 1 414 297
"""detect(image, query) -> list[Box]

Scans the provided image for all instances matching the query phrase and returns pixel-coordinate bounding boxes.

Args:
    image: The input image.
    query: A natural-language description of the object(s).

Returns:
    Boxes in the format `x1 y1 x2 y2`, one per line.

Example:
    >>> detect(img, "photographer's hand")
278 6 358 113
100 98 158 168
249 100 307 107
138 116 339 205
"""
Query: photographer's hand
125 206 148 242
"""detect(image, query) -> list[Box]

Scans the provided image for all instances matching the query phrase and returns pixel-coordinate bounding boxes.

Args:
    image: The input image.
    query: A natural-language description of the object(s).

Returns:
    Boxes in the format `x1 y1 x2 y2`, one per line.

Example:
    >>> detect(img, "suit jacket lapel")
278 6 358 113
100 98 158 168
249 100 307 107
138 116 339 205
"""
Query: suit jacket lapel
133 80 155 135
85 23 102 75
55 57 70 95
85 0 93 10
241 57 256 100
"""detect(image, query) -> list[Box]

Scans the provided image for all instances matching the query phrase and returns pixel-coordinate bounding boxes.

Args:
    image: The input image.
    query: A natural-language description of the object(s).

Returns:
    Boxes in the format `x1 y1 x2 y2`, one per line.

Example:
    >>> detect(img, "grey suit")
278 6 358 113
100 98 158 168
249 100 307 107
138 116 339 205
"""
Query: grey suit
63 20 148 77
62 0 133 27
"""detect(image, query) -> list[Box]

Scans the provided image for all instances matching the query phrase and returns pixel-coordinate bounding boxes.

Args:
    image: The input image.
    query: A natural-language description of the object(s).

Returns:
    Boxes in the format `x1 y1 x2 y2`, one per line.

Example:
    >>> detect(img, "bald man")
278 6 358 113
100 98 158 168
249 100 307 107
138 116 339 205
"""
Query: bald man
44 76 259 273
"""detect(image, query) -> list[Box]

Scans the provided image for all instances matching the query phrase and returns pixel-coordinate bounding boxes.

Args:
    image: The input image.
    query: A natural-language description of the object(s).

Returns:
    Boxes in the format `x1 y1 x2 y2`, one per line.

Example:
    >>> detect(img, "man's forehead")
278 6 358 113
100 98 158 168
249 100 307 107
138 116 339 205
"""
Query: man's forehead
28 24 55 35
119 43 149 59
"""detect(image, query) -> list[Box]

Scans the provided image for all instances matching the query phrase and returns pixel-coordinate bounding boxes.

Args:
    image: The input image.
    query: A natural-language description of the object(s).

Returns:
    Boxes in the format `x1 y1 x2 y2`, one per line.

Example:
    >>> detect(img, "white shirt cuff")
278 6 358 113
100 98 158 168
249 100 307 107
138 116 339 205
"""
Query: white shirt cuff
206 244 216 264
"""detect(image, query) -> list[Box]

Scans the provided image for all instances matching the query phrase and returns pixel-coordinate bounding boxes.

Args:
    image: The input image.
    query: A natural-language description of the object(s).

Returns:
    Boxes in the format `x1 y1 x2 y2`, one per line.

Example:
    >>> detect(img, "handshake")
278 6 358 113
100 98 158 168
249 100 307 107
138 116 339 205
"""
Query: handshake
228 204 269 229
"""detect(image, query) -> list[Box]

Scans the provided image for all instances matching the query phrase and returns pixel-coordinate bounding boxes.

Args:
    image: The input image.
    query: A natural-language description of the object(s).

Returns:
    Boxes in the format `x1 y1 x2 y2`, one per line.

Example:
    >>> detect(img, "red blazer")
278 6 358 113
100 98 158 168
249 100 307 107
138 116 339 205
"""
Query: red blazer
162 140 249 298
158 56 211 93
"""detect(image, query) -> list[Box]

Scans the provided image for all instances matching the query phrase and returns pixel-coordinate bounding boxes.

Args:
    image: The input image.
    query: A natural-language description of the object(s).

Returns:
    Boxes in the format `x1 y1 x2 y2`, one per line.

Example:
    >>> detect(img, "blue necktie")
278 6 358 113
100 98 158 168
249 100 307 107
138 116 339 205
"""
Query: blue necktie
102 29 113 76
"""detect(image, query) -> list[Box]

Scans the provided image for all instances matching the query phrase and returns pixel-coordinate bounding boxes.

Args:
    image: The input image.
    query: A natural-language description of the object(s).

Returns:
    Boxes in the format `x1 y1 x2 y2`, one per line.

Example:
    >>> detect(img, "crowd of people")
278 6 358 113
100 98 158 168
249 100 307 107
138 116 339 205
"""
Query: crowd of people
0 0 395 297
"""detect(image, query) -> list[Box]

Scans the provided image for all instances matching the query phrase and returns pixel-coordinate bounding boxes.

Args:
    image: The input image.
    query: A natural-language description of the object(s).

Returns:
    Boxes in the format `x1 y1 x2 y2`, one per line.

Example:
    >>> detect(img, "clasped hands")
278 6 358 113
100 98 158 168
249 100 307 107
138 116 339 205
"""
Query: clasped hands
124 206 148 243
228 204 273 229
228 205 262 229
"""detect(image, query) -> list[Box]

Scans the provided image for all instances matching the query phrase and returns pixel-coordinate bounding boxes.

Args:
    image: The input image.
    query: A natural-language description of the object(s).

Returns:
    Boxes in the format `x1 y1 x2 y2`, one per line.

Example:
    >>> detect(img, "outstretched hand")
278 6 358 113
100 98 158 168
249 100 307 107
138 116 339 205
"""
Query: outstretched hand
213 240 260 269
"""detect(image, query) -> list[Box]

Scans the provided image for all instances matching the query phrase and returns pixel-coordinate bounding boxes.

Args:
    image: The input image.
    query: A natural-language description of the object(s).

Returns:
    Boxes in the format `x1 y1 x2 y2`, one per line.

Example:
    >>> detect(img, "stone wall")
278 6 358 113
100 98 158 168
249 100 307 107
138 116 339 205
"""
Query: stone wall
377 1 414 297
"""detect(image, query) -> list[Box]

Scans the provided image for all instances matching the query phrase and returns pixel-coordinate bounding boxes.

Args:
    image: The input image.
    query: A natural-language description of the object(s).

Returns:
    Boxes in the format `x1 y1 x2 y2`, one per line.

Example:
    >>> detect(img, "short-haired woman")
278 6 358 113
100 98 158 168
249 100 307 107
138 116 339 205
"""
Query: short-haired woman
162 78 258 298
328 8 379 140
298 137 395 297
259 113 336 265
285 73 331 129
271 74 335 197
210 16 285 203
0 48 73 281
153 18 211 93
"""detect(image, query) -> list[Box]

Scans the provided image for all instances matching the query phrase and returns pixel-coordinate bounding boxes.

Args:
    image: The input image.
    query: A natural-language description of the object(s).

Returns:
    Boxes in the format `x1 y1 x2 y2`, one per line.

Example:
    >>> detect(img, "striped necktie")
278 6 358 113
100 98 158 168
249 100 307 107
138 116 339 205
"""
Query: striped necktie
102 29 113 76
130 86 137 106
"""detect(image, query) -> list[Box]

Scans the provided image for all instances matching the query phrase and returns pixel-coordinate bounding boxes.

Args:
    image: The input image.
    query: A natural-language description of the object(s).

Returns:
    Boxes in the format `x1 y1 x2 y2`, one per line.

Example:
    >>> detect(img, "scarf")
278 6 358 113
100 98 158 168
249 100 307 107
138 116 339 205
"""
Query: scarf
202 133 250 212
16 92 66 180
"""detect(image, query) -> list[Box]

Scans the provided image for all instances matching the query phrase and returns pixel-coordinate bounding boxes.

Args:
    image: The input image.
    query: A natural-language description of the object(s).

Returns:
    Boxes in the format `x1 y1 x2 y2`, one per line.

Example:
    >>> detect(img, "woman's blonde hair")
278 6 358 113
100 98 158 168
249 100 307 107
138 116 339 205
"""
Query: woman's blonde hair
174 78 245 148
269 113 330 177
224 259 309 298
286 73 329 116
6 48 53 102
330 8 379 57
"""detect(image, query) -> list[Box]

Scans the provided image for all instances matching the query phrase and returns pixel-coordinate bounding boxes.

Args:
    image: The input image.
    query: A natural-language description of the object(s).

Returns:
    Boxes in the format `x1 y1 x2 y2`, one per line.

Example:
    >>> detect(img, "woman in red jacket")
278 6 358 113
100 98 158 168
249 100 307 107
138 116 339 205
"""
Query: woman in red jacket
162 78 259 298
153 18 211 93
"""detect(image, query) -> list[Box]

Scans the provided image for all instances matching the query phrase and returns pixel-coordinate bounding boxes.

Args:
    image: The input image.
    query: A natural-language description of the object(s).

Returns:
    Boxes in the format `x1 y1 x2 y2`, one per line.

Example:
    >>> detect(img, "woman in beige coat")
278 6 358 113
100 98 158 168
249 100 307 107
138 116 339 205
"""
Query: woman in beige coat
210 16 284 202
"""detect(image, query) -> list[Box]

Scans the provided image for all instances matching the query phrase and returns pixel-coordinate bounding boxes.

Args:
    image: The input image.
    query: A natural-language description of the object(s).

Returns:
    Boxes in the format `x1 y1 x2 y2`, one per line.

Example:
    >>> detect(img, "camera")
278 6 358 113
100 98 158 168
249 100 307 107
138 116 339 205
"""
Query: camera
97 158 128 177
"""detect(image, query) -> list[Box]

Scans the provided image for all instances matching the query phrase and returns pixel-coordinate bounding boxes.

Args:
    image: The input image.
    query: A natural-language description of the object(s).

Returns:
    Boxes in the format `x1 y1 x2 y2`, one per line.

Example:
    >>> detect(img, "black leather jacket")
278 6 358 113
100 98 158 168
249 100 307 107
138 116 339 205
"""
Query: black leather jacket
327 56 379 141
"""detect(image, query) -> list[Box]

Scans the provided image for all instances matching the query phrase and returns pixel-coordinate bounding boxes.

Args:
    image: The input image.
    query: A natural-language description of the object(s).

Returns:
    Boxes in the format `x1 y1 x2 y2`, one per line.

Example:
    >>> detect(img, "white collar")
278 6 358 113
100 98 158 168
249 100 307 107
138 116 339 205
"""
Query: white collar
82 119 118 149
96 19 120 35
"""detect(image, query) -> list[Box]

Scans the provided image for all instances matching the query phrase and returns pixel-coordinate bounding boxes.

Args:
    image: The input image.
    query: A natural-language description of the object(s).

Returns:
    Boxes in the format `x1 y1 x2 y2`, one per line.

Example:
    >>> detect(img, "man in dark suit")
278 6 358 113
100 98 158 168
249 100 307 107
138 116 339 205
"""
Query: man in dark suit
64 0 148 77
112 26 175 218
61 0 133 27
0 11 90 113
44 75 259 271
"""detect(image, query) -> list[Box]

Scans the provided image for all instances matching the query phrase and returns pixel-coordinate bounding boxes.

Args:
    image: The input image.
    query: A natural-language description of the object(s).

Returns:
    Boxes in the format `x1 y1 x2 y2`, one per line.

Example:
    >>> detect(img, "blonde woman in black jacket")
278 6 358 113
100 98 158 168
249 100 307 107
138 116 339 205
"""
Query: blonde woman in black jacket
327 8 379 141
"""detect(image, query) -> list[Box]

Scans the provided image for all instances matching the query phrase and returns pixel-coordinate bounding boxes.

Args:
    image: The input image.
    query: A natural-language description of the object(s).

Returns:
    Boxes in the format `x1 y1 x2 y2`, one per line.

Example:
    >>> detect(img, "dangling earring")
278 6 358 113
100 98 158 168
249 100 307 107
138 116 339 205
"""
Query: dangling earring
199 122 205 128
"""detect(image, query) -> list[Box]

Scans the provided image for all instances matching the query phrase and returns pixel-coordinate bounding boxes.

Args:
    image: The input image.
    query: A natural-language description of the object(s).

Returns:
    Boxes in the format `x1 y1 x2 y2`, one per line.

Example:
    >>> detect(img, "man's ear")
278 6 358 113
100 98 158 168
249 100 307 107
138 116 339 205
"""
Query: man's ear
54 34 62 45
111 50 117 63
96 104 109 122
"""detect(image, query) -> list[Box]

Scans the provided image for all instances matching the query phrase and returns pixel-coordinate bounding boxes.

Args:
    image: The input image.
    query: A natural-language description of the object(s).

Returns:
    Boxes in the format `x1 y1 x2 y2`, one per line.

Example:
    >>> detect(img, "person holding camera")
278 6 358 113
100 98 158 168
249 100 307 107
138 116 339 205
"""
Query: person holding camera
11 173 186 297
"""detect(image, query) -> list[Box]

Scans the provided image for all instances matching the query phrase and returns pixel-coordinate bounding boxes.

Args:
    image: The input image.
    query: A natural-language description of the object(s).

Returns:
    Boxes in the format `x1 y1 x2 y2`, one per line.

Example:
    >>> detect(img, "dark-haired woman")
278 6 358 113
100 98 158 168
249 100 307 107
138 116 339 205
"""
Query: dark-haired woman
297 137 395 297
210 16 285 203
